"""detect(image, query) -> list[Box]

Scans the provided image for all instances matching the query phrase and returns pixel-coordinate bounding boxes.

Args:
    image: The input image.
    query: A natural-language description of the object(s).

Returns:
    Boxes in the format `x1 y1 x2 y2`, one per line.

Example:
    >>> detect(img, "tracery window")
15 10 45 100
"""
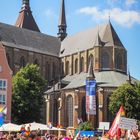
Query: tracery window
75 59 78 74
34 59 38 65
20 56 26 68
101 52 110 69
115 53 123 70
66 95 73 127
80 57 84 72
66 61 69 75
81 96 87 122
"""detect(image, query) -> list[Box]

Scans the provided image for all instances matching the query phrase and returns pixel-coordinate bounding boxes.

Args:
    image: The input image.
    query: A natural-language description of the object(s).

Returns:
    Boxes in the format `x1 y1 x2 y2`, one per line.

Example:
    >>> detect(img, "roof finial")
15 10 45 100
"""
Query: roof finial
94 25 102 47
108 11 111 23
22 0 30 10
57 0 67 41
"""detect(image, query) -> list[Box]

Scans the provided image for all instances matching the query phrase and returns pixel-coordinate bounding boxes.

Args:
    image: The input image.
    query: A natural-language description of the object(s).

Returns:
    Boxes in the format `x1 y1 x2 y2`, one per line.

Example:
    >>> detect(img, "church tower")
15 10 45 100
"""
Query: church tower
15 0 40 32
57 0 67 41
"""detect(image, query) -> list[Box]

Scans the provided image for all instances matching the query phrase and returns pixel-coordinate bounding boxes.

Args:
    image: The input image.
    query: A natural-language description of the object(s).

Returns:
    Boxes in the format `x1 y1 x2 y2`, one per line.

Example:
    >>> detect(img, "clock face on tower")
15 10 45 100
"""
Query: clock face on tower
0 65 2 72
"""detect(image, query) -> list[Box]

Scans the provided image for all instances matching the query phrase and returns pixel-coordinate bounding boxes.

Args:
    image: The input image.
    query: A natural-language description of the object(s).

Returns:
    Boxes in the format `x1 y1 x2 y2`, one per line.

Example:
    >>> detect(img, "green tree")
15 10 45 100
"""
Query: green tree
12 64 46 124
79 121 93 130
109 82 140 124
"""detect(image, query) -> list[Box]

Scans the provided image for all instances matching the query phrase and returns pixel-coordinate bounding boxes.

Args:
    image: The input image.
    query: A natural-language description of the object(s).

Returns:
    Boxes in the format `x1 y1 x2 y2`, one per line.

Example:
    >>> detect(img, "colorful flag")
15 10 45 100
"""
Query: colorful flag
0 106 6 126
104 105 125 139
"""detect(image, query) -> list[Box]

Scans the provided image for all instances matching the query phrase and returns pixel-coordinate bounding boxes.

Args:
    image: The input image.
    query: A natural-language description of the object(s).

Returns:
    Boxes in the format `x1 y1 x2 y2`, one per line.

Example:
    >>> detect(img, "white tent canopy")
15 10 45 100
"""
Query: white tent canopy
25 122 66 131
0 123 21 132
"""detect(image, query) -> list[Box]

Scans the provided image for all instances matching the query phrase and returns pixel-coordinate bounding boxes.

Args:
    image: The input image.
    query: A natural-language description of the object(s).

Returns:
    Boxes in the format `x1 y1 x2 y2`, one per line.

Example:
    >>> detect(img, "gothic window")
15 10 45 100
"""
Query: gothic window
80 57 84 72
6 53 10 67
66 95 73 127
53 98 58 126
61 62 64 76
88 54 94 68
45 62 49 80
75 59 78 74
116 53 123 70
66 61 69 75
81 96 87 122
52 63 55 80
34 59 38 65
20 56 26 68
101 52 110 69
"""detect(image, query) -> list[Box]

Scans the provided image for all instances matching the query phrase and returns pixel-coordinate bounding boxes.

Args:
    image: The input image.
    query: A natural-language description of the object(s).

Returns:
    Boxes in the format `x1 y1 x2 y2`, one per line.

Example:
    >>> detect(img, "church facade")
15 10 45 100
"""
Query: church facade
0 0 137 129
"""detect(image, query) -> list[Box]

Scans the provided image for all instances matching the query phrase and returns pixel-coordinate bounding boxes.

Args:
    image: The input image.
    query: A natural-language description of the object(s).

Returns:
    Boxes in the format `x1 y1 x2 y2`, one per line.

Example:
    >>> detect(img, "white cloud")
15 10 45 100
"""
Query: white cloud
78 6 140 28
125 0 137 7
44 9 57 19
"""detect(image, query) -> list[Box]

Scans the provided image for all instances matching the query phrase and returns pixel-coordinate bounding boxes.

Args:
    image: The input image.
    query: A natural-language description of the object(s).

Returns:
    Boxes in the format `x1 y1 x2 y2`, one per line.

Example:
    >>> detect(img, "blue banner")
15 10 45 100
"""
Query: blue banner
86 80 96 96
86 80 96 115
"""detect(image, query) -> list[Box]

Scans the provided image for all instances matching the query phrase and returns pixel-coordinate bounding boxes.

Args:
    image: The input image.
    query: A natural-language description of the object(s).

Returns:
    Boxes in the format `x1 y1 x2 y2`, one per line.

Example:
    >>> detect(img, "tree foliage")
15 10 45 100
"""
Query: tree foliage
79 121 93 130
12 64 46 124
109 82 140 123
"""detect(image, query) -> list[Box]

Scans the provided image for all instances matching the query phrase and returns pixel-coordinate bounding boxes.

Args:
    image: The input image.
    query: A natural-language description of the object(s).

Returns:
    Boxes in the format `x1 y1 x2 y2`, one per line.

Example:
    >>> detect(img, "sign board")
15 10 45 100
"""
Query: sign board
118 117 138 130
98 122 110 130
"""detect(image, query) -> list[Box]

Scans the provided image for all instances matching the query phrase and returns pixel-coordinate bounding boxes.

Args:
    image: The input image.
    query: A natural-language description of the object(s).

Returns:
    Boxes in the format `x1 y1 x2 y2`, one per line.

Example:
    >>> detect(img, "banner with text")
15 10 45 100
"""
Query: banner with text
86 80 96 115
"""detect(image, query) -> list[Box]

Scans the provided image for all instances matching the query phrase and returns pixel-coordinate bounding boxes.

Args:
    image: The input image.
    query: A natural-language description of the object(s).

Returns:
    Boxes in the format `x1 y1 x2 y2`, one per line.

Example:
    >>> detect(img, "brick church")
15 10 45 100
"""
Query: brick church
0 0 138 129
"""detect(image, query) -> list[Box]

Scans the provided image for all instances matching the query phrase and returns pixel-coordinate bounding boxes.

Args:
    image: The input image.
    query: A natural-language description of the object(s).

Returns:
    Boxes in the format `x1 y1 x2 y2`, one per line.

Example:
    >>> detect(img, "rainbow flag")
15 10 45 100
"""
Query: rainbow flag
104 105 125 139
0 106 7 126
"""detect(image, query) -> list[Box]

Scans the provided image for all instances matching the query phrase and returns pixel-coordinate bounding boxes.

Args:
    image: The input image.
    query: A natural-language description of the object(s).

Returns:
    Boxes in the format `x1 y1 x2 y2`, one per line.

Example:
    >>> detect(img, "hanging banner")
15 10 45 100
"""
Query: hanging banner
86 80 96 115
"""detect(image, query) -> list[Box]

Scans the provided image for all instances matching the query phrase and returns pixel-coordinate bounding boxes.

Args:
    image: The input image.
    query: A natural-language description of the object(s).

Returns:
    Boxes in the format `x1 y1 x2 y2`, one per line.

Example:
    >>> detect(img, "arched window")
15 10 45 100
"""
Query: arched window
20 56 26 68
101 52 110 69
88 54 94 68
52 62 55 80
80 57 84 72
66 61 69 75
66 95 73 127
115 53 123 70
6 53 10 67
61 62 64 76
81 96 87 122
34 59 38 65
45 62 49 80
75 59 78 74
53 98 58 126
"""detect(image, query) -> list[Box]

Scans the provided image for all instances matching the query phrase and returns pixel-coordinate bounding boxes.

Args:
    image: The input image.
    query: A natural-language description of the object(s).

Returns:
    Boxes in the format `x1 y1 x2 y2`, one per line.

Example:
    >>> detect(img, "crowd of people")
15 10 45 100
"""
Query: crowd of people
0 128 140 140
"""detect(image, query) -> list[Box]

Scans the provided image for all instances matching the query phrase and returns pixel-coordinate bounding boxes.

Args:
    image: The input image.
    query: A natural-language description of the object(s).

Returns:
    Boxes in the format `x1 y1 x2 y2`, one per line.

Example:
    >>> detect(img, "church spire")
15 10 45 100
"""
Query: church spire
57 0 67 41
15 0 40 32
94 27 102 47
86 59 95 80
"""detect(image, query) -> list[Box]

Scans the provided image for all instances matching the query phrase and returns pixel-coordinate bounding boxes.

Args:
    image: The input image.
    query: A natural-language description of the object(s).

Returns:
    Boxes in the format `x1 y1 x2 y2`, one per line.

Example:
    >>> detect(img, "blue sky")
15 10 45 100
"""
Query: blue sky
0 0 140 80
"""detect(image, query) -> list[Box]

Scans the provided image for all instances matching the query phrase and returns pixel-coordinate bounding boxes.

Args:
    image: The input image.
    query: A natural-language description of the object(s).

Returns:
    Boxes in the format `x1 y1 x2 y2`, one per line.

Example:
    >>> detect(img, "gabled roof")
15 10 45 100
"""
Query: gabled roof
60 22 125 57
0 22 61 57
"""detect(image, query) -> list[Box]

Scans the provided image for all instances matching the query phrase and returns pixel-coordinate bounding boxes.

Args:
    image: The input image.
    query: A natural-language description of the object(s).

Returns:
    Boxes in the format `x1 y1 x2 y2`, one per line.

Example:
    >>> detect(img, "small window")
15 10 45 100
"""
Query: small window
0 94 6 104
0 80 7 90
